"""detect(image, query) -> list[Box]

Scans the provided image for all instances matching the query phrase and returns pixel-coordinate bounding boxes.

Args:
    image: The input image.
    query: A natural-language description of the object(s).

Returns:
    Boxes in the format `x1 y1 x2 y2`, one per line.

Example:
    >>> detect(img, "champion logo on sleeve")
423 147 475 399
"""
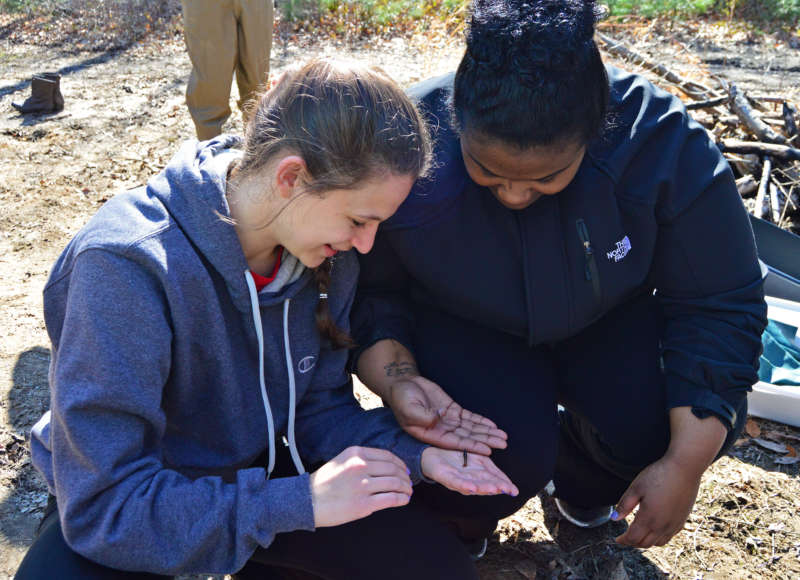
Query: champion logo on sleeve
607 236 631 262
297 355 317 374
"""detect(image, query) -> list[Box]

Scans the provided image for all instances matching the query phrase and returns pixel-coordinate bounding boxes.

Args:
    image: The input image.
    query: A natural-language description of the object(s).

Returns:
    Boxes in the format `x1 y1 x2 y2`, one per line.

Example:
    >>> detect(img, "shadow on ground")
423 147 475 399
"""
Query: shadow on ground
1 346 51 550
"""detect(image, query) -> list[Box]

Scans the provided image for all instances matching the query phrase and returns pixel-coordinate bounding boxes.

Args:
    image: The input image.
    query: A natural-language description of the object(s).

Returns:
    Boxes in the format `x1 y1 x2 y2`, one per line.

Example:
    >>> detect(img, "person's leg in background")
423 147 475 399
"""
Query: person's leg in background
181 0 237 141
234 0 273 118
551 291 746 511
410 305 560 541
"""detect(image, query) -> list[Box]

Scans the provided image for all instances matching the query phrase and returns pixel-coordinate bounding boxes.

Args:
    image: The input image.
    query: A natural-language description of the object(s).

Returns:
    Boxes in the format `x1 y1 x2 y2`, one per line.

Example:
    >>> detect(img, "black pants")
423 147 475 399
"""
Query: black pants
15 451 477 580
410 292 746 539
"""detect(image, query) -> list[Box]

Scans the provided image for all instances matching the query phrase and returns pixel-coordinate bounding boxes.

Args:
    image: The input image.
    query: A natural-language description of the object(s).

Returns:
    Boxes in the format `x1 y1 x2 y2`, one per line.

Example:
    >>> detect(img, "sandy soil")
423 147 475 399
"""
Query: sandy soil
1 17 799 580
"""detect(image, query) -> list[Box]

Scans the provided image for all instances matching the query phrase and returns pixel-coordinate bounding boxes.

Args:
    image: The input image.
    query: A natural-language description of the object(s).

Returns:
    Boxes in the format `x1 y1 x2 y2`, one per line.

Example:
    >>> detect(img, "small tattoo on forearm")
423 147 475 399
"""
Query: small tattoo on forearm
384 362 417 377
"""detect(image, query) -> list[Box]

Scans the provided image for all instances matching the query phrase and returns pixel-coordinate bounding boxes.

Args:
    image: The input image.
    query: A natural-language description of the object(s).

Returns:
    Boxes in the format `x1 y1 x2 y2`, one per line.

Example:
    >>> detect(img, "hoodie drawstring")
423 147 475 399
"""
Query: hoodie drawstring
245 271 277 478
244 271 305 480
282 300 306 474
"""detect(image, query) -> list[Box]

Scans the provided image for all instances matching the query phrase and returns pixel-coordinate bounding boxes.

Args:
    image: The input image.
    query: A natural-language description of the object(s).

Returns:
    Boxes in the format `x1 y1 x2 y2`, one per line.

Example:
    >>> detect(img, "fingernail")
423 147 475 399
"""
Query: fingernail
437 408 445 416
611 509 620 521
406 467 411 475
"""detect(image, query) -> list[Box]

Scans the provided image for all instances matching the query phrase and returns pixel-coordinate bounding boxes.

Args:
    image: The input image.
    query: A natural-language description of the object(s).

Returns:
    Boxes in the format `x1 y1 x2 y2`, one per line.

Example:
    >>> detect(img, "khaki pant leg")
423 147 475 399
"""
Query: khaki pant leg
234 0 274 119
181 0 237 140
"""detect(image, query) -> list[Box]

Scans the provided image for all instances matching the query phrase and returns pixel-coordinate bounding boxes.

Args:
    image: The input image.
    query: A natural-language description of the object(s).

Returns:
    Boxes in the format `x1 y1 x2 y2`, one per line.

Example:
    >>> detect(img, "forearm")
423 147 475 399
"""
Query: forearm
664 406 727 476
355 338 419 400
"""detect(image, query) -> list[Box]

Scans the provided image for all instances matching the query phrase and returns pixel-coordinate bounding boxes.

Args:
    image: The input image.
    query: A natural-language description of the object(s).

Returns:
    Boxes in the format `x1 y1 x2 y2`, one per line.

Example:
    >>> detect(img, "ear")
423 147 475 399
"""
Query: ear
274 155 308 199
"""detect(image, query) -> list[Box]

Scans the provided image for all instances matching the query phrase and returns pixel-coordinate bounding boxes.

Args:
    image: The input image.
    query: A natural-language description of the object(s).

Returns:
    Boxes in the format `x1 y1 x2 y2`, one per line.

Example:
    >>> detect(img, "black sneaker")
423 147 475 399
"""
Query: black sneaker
462 537 488 560
554 498 615 528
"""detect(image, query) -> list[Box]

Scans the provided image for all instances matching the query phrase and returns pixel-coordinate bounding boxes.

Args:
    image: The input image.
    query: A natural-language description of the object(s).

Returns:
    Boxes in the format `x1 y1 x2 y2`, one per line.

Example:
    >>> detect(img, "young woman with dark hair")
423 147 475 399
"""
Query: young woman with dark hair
14 59 517 580
352 0 767 552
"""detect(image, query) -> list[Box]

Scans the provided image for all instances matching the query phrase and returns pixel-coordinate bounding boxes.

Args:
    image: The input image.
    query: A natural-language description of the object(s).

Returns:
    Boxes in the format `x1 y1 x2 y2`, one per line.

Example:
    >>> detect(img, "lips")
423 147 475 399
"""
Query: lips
323 244 338 257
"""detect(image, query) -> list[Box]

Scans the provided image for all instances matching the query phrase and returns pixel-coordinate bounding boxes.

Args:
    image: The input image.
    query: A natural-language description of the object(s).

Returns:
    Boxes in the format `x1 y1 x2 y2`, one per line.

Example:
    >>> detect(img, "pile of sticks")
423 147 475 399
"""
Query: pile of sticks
598 33 800 234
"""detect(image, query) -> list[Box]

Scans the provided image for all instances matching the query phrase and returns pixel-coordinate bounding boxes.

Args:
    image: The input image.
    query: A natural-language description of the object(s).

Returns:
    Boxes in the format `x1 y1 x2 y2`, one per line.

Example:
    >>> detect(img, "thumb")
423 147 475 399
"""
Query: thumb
613 486 642 521
397 397 439 428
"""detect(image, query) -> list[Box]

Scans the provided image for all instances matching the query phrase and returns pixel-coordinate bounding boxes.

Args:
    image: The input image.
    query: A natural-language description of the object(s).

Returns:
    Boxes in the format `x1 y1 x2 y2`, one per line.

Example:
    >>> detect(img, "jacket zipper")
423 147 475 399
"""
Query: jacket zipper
576 219 602 304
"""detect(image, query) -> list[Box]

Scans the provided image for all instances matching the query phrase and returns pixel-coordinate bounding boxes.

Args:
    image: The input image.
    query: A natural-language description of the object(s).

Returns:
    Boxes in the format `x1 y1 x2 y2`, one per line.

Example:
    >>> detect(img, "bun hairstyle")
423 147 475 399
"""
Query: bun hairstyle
238 59 432 349
453 0 610 148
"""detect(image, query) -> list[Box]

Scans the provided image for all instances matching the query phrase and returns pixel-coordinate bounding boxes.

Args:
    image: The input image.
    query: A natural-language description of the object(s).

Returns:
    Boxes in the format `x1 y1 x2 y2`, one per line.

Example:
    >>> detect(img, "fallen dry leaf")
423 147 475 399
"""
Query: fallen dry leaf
787 444 797 457
745 418 761 438
753 438 789 454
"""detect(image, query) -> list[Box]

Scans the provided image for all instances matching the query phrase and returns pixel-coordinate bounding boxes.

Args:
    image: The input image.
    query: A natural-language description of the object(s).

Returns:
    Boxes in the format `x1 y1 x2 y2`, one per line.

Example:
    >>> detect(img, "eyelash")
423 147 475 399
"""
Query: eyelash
482 167 554 185
351 219 366 228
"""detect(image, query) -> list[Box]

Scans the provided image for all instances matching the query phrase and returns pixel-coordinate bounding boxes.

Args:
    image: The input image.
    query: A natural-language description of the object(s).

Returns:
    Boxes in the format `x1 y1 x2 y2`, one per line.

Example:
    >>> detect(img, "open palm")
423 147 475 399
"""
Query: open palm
421 447 518 496
388 376 508 456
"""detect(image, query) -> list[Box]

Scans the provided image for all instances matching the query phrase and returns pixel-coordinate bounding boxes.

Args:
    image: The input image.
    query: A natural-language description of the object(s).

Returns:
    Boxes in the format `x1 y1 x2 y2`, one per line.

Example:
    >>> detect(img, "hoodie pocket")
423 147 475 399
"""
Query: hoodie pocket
576 219 602 307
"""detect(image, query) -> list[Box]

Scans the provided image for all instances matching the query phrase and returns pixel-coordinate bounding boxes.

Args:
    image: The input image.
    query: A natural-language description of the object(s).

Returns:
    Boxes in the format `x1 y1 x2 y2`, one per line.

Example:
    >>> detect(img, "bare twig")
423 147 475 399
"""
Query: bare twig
783 102 799 139
728 84 789 145
596 33 716 100
736 174 758 197
755 156 772 220
776 182 792 228
770 182 783 225
719 139 800 162
686 96 728 110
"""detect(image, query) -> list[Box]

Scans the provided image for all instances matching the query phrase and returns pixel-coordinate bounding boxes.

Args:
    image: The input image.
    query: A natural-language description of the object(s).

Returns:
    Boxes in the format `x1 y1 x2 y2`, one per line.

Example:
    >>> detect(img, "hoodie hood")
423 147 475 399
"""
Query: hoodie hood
146 135 311 311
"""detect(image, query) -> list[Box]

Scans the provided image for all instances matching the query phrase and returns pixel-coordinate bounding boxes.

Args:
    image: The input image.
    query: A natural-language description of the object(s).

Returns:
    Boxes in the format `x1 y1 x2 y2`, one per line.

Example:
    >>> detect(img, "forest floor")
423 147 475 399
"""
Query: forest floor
1 11 800 580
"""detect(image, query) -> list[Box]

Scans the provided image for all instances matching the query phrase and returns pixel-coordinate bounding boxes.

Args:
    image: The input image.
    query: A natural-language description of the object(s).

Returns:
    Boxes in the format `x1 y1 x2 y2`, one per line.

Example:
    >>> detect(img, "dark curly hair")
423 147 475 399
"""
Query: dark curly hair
452 0 610 148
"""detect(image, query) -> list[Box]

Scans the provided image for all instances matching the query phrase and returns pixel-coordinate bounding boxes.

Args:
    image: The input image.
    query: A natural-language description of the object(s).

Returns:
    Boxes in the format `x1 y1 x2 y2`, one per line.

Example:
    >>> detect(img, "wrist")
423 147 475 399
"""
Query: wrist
664 406 727 476
419 446 436 482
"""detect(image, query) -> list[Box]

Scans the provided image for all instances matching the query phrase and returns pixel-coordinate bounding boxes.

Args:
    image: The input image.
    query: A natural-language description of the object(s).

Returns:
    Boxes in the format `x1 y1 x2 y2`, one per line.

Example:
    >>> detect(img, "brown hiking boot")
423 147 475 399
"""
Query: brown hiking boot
12 72 64 114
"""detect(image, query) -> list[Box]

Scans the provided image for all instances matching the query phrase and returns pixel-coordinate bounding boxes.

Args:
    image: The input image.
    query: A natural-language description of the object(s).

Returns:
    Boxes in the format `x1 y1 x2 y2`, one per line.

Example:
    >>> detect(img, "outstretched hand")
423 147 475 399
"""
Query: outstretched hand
613 455 702 548
387 376 508 456
421 447 519 497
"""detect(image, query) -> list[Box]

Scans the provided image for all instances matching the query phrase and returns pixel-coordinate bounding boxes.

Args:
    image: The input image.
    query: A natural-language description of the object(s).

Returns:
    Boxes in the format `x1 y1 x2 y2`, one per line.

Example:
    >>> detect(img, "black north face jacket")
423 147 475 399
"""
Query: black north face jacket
351 66 767 429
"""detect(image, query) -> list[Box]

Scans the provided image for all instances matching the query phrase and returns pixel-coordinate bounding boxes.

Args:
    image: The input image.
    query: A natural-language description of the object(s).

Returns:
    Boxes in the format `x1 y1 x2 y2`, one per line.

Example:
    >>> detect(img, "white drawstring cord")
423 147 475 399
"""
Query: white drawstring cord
283 299 306 474
244 271 276 478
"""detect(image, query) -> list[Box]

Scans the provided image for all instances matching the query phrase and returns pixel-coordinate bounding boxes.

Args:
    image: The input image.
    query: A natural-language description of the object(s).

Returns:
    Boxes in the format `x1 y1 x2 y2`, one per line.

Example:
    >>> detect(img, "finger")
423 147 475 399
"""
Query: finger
475 461 518 495
365 475 413 496
354 447 409 472
433 471 480 495
467 457 517 491
468 475 517 496
429 427 504 455
634 531 660 549
365 491 411 515
615 517 649 546
458 408 502 431
406 426 493 455
364 459 413 479
613 488 641 521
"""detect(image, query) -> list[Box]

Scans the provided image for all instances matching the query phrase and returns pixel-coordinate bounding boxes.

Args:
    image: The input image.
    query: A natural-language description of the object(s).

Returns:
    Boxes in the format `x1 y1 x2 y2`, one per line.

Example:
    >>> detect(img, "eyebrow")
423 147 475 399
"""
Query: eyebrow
354 213 384 222
466 150 574 182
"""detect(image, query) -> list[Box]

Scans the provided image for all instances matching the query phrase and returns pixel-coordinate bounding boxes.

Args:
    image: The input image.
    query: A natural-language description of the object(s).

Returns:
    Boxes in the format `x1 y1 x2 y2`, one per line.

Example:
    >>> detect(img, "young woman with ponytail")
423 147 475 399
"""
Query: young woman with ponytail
15 59 517 580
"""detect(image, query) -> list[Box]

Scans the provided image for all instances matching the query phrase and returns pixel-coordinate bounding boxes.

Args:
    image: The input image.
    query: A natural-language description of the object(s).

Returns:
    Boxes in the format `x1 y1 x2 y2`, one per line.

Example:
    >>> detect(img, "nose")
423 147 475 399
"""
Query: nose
496 181 535 205
351 223 379 254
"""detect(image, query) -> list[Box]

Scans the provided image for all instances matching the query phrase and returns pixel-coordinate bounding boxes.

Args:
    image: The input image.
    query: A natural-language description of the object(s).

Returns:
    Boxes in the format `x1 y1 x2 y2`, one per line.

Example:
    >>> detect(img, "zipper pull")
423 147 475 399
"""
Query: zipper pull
576 219 593 281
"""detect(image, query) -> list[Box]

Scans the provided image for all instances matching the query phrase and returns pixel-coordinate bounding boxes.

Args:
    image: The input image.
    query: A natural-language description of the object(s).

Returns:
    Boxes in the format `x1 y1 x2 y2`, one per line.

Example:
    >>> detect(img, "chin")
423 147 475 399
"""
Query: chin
303 255 325 269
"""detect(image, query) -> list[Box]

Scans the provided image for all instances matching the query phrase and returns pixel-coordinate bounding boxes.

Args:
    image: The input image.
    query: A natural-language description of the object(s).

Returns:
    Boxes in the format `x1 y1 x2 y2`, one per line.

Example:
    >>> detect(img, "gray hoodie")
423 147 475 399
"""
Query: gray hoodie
29 136 426 575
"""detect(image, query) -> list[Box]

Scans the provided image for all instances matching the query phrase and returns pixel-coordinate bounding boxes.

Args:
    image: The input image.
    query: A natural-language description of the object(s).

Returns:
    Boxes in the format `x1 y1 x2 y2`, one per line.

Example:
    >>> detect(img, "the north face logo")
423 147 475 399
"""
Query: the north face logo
297 355 316 374
607 236 631 262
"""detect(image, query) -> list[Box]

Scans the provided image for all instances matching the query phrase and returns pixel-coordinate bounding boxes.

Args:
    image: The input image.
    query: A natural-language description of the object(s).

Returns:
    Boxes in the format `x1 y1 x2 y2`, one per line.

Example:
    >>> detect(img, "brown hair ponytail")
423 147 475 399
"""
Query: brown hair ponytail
237 59 432 348
313 258 354 350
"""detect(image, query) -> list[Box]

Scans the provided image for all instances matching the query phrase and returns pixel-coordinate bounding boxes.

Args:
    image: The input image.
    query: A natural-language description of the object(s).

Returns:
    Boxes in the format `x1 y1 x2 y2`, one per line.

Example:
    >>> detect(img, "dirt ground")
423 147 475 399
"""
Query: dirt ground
1 14 800 580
